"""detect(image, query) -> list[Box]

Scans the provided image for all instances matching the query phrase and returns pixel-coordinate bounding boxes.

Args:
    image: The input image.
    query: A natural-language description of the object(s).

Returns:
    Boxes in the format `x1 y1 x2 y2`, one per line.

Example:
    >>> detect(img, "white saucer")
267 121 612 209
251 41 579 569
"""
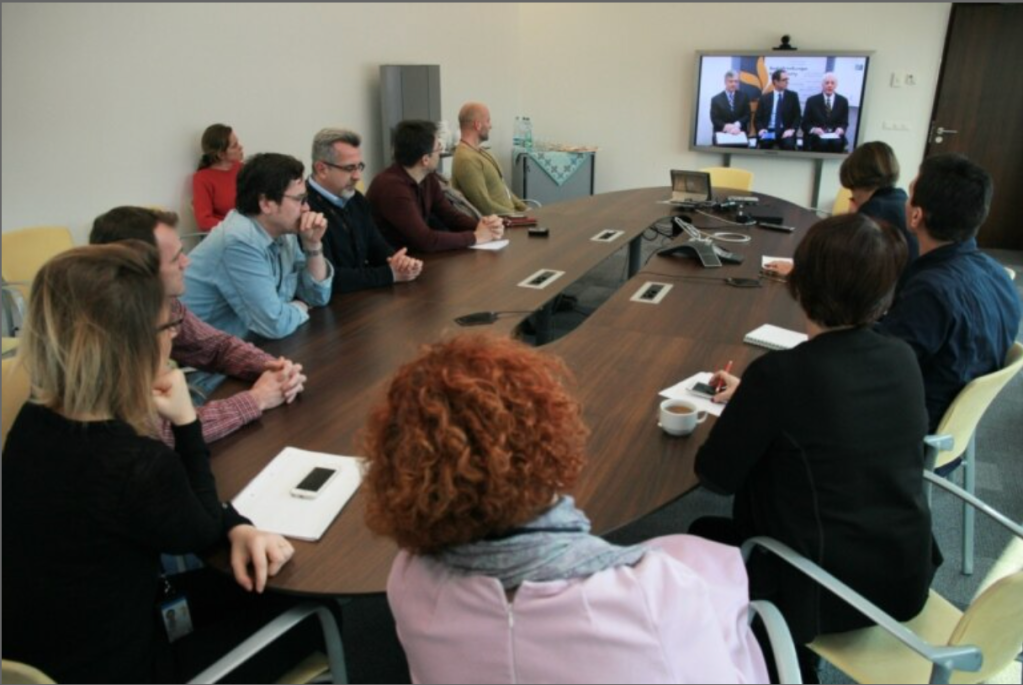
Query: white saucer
658 421 692 437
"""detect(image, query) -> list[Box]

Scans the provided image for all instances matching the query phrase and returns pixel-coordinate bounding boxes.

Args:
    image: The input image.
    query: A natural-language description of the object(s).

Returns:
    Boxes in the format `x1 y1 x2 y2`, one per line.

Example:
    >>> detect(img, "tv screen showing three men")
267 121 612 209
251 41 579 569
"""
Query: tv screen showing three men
693 54 869 155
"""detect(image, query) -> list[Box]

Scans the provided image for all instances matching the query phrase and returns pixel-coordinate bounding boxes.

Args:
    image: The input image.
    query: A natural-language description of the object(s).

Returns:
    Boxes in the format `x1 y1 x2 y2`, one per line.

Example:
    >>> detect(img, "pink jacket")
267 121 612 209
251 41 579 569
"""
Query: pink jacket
387 535 769 684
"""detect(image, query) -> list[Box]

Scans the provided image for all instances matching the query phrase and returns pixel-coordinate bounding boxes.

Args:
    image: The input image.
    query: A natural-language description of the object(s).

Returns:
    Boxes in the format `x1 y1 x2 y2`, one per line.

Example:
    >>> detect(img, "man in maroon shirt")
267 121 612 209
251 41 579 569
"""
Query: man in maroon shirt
90 206 306 446
367 119 505 252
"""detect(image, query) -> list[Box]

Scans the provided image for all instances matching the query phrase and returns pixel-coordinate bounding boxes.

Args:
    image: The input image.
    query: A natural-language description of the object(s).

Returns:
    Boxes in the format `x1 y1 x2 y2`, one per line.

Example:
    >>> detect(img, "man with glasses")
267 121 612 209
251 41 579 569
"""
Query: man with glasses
183 152 334 340
367 120 505 253
308 127 423 294
710 71 752 146
755 69 801 151
90 206 307 447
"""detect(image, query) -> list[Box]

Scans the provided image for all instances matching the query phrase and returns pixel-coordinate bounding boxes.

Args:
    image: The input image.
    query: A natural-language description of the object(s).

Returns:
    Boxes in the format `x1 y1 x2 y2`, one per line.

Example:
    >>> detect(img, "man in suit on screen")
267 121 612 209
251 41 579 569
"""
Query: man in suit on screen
710 70 751 146
755 69 801 151
802 73 850 152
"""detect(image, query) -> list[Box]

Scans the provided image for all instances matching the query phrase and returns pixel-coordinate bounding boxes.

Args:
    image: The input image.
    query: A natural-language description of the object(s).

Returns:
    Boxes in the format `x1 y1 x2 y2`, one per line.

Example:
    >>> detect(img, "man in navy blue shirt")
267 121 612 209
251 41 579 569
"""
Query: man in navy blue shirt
877 154 1021 433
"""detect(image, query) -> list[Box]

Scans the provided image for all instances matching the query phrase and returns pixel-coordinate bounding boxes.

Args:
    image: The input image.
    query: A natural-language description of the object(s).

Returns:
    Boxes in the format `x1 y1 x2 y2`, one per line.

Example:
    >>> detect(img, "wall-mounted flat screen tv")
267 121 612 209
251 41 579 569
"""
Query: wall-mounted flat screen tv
691 51 873 159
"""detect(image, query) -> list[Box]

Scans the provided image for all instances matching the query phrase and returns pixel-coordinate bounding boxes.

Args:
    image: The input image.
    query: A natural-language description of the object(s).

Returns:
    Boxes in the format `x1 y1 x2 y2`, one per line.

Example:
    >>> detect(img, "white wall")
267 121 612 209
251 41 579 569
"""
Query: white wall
2 3 949 243
1 3 522 241
518 2 950 210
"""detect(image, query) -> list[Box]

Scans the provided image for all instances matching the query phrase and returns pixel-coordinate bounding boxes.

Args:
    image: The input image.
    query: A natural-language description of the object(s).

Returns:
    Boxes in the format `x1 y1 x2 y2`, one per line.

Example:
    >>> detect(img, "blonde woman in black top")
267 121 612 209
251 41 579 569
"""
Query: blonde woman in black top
2 243 294 682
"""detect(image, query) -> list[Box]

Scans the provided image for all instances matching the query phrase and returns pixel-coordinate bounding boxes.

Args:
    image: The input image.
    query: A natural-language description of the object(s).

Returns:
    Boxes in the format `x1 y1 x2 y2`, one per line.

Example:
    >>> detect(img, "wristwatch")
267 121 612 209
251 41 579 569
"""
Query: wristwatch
304 246 324 257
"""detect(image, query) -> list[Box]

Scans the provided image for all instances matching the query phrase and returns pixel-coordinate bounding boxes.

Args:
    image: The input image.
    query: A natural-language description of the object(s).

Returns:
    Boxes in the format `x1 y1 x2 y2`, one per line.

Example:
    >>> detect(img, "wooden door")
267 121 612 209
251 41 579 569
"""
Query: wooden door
926 4 1023 250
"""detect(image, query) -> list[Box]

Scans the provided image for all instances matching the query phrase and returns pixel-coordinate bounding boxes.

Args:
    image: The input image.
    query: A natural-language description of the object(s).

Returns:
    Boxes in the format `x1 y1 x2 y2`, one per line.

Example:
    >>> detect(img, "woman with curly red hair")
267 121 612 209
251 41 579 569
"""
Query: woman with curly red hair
363 334 769 684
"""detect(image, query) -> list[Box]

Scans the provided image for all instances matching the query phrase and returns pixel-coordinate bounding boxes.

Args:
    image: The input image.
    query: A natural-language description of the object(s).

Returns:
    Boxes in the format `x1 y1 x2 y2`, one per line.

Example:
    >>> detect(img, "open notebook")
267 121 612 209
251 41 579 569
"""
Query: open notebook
744 324 808 351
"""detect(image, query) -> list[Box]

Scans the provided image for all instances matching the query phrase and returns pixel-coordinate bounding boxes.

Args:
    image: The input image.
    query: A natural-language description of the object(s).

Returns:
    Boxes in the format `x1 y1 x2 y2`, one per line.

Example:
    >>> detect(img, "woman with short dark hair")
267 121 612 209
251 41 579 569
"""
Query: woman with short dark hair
363 334 769 684
192 123 244 231
693 214 941 671
840 140 916 260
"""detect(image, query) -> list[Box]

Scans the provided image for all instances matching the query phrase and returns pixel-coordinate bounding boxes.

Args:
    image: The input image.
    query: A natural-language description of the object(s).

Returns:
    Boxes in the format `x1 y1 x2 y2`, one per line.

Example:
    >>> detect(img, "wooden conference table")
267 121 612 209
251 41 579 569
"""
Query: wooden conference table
208 187 817 596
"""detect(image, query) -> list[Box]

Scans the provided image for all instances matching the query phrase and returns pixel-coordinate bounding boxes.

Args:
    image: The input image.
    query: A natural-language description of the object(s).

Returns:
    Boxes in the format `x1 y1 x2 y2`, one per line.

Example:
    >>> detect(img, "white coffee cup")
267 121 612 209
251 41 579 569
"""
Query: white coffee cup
659 399 708 436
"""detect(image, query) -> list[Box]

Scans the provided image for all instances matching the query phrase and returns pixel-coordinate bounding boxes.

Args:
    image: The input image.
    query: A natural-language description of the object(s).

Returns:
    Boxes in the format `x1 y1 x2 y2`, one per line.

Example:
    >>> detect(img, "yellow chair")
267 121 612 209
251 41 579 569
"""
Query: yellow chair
973 537 1023 683
3 337 17 357
700 166 754 192
832 187 853 215
2 357 31 451
927 342 1023 575
1 660 55 684
743 467 1023 684
1 226 75 307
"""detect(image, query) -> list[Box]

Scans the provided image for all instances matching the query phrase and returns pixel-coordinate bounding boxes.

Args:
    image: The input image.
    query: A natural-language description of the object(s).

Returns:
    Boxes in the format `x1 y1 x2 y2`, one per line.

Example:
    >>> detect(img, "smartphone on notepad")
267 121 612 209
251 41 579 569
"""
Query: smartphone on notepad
689 381 721 399
290 466 339 499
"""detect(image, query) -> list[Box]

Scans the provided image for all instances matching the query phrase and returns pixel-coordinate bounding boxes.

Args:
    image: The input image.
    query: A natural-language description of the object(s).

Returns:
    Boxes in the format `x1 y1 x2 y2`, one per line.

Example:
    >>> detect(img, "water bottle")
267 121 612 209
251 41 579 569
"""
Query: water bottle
513 116 523 148
523 117 534 150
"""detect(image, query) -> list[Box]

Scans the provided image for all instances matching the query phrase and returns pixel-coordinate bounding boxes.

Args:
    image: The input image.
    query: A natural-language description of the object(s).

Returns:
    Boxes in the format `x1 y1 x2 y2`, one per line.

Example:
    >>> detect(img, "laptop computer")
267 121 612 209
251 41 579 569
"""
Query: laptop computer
670 170 713 203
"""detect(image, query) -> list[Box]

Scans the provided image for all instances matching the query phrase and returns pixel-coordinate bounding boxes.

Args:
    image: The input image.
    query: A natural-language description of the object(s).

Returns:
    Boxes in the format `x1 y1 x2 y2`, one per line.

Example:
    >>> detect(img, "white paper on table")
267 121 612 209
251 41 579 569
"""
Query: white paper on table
762 256 794 268
232 447 364 542
659 372 726 417
470 239 509 251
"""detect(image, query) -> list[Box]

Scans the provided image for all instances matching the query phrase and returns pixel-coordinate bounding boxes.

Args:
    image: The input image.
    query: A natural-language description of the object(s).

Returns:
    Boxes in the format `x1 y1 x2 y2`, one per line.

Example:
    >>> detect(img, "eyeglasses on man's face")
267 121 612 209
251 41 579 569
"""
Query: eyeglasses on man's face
282 193 310 206
323 161 366 174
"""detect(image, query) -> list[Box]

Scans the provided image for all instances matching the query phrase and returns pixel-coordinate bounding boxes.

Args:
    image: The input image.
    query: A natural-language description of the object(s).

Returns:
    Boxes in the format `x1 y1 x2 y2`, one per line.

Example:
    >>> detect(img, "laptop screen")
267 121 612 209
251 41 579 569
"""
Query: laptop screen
671 170 713 202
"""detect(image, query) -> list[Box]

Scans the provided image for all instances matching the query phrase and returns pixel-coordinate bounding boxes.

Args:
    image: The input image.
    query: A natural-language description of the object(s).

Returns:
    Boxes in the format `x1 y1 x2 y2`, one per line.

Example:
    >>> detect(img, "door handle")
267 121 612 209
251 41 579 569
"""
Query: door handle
935 127 958 135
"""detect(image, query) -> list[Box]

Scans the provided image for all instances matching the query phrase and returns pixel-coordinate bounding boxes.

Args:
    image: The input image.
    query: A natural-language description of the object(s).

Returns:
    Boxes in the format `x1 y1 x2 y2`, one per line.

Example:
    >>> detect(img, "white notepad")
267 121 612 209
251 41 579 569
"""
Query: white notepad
744 324 808 351
659 372 726 417
470 239 509 251
232 447 364 542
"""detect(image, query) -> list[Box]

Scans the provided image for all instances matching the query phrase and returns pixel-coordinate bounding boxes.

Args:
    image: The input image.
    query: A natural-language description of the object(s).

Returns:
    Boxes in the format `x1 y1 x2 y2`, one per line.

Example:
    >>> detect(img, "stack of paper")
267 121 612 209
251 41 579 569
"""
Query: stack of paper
659 372 727 417
232 447 363 542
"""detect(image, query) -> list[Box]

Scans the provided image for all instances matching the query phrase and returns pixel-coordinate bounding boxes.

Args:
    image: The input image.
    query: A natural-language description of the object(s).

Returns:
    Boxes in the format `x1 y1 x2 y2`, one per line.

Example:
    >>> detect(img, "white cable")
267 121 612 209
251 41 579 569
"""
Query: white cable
710 232 752 244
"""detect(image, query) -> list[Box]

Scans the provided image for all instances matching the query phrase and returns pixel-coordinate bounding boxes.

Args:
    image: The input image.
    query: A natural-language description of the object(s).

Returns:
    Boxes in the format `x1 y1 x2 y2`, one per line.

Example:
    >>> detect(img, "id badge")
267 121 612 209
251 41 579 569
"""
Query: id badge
160 595 194 643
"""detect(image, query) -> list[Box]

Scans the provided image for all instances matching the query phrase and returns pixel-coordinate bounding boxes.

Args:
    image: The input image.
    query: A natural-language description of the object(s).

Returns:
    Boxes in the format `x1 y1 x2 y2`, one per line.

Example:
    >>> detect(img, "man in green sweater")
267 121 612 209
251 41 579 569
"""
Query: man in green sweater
452 102 528 215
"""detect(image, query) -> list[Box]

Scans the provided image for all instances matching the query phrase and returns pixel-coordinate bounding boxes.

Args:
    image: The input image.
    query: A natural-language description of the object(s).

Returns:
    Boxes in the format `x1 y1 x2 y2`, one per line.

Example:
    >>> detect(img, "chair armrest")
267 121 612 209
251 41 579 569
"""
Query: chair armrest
748 599 802 684
924 434 955 470
923 470 1023 538
522 199 543 208
188 601 346 684
740 536 983 680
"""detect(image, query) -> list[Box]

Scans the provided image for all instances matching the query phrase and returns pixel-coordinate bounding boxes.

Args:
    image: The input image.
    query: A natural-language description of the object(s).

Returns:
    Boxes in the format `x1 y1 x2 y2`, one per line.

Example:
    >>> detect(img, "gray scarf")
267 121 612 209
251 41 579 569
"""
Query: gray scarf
435 496 651 589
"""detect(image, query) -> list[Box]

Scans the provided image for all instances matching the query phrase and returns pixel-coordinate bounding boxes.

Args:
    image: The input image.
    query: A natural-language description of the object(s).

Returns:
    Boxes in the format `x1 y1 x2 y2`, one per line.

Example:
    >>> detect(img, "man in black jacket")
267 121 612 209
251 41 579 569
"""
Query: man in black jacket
307 127 422 295
709 70 751 146
801 73 850 152
755 69 801 151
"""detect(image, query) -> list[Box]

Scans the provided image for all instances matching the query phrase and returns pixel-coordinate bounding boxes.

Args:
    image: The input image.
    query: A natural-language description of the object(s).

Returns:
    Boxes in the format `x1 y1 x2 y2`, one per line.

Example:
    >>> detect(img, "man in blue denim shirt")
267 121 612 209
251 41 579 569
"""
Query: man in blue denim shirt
877 154 1021 433
183 153 334 341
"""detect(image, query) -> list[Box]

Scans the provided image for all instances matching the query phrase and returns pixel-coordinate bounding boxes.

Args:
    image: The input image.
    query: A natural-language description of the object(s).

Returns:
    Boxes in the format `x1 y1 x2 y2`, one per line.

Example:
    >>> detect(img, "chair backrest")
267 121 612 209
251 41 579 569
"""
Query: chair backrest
832 187 853 215
947 570 1023 684
1 659 56 684
2 225 75 283
2 357 31 451
934 342 1023 466
699 167 753 192
1 226 75 304
3 337 18 357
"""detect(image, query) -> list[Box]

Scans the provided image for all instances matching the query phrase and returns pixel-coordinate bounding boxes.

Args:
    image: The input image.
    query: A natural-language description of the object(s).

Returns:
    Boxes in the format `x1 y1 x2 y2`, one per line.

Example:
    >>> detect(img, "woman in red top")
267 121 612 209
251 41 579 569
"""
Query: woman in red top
192 124 244 231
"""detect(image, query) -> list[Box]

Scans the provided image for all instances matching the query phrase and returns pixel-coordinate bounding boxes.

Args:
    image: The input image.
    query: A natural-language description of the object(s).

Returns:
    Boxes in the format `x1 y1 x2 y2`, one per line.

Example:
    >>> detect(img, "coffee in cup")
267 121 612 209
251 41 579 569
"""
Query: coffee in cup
659 399 708 436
